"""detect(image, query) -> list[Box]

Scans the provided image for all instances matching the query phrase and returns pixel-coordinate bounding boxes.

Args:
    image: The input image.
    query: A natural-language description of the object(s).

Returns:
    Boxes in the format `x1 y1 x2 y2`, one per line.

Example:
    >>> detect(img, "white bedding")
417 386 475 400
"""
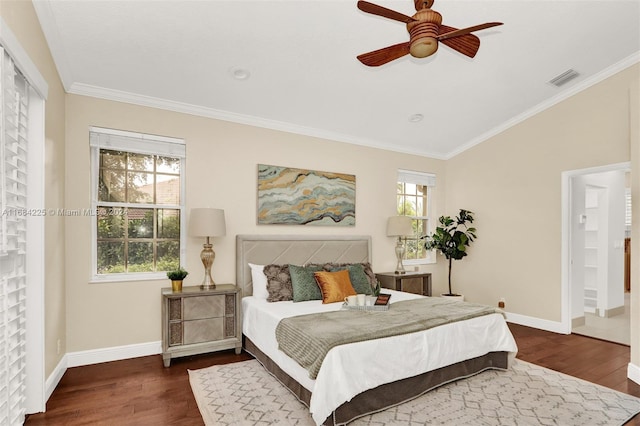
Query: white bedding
242 290 518 425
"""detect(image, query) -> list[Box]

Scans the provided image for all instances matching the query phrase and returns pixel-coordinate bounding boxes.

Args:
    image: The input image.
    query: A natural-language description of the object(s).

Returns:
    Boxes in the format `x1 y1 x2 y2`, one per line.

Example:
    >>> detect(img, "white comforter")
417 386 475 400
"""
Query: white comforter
242 290 518 425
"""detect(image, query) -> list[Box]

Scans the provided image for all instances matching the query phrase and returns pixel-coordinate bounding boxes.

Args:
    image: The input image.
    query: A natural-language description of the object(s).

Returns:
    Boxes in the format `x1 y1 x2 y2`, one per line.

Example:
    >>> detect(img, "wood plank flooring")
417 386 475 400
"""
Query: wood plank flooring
25 324 640 425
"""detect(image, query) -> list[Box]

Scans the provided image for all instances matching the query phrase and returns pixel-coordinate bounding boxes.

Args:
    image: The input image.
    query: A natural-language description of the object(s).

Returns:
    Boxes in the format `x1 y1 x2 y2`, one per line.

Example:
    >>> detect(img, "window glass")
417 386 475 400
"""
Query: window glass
396 174 433 263
91 129 185 278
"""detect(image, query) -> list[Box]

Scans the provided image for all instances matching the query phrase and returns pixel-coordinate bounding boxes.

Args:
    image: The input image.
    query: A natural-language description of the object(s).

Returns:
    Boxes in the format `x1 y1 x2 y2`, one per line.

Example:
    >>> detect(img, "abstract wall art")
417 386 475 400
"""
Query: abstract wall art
257 164 355 226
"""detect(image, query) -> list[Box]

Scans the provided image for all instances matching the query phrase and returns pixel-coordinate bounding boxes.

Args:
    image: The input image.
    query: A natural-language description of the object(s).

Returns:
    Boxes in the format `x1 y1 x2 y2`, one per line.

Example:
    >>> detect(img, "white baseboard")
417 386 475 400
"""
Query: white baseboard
505 312 570 334
43 341 162 408
45 355 67 403
628 362 640 385
66 340 162 368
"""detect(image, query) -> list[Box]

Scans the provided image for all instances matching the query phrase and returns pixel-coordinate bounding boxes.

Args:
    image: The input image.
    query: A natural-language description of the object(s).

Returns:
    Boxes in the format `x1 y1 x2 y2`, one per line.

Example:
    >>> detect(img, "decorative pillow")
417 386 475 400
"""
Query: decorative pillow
329 263 373 295
289 264 324 302
248 263 269 300
263 264 293 302
319 262 376 293
314 270 356 304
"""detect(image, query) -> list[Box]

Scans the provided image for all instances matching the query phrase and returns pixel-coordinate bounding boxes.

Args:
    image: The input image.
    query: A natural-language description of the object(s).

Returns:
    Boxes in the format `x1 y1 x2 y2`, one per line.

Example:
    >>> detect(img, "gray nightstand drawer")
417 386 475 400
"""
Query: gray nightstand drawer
183 317 224 344
183 295 224 320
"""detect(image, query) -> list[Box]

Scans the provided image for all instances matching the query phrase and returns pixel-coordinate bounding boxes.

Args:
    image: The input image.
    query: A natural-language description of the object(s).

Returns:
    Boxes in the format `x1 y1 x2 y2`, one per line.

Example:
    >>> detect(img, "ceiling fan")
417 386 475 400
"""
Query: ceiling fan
356 0 503 66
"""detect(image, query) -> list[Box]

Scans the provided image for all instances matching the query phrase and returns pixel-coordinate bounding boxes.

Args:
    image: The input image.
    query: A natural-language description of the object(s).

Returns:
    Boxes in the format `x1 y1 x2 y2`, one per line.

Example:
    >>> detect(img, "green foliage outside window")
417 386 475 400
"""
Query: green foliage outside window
396 182 429 261
96 149 181 274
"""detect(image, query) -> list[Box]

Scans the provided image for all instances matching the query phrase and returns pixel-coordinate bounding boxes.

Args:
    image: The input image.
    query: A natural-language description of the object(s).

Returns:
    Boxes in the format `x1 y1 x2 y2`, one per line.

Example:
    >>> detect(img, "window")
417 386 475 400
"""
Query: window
90 127 186 281
0 39 47 422
1 19 48 417
0 45 30 426
396 169 436 264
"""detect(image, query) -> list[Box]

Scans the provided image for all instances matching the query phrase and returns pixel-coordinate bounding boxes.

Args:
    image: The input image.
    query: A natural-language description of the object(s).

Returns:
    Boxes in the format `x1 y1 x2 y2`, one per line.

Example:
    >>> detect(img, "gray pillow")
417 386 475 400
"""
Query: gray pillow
328 263 373 295
317 262 376 290
263 264 292 302
289 264 323 302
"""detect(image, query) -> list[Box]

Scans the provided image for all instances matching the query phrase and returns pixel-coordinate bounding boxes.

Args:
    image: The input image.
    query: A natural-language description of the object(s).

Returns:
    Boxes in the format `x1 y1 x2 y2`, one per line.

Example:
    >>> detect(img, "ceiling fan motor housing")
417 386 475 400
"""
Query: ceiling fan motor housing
407 9 442 58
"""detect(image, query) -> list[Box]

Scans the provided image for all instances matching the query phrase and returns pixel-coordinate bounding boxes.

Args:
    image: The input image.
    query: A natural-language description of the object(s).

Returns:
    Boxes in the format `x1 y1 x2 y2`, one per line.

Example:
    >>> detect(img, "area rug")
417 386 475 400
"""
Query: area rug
188 359 640 425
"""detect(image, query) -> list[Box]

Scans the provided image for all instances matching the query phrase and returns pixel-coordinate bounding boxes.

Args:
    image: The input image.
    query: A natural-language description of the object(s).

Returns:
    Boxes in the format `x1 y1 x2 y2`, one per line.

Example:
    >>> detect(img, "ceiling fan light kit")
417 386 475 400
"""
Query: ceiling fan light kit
407 9 442 58
356 0 503 66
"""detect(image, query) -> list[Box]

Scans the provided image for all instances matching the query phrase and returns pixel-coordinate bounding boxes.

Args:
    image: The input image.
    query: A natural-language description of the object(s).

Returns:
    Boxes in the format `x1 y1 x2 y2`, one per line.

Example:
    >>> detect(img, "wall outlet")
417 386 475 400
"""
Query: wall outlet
498 298 505 309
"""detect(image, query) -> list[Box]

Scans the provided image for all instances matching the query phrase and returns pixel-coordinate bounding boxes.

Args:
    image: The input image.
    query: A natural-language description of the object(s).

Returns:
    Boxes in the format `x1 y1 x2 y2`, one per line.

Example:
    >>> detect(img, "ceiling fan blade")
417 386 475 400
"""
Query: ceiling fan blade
437 22 503 41
438 25 481 58
357 1 416 24
357 42 411 67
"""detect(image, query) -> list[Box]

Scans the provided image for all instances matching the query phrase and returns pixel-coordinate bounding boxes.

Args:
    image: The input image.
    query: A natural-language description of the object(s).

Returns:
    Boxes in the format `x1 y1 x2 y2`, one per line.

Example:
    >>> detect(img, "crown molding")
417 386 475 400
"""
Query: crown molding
66 51 640 161
68 82 449 160
446 52 640 160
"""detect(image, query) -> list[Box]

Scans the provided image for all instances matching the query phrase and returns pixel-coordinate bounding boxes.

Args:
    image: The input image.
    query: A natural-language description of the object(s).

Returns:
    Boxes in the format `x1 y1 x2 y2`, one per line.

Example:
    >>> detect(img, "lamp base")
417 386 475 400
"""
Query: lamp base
200 241 216 290
394 237 406 275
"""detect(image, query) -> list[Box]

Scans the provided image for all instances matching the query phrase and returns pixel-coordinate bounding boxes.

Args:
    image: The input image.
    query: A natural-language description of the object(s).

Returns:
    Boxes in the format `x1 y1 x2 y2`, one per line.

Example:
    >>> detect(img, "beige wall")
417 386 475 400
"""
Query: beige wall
64 95 447 351
1 1 67 377
446 64 639 321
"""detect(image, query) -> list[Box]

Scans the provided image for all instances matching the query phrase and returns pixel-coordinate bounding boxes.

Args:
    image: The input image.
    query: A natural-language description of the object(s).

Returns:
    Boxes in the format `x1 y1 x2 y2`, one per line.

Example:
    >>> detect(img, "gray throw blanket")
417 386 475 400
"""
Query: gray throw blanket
275 297 504 379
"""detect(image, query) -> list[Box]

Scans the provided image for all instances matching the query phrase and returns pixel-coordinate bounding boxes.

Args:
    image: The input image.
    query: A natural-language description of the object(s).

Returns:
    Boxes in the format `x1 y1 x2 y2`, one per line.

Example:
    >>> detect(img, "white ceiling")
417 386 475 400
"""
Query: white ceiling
33 0 640 159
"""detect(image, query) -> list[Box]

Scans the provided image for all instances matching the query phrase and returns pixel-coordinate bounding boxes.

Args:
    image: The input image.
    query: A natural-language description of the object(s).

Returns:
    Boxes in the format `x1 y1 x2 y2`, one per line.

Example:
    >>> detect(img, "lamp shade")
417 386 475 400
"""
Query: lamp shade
386 216 413 237
188 208 226 237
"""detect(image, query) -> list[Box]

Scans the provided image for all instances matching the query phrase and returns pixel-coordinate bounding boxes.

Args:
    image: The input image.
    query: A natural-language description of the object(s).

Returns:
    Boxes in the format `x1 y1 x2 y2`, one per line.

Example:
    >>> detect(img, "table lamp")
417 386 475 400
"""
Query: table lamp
188 208 226 289
387 216 413 274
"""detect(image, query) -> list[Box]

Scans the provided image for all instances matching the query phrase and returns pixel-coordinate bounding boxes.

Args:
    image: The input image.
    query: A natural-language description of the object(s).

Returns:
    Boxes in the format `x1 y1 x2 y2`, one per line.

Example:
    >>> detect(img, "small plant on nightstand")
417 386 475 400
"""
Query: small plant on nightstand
167 267 188 292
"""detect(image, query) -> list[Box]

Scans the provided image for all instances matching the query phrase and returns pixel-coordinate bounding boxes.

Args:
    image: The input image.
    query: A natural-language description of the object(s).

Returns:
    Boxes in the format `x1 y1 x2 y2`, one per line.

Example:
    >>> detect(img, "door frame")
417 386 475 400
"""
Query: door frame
561 161 630 334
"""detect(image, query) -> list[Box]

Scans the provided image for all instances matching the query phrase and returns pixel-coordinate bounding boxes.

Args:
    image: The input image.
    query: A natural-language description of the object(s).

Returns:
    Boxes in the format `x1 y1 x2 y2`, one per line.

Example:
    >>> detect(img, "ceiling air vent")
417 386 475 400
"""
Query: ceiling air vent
548 69 580 87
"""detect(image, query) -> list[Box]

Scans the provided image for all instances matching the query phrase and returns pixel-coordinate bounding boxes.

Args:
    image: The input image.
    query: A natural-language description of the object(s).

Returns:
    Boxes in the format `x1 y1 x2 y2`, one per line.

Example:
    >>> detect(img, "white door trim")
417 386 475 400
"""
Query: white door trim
561 161 631 335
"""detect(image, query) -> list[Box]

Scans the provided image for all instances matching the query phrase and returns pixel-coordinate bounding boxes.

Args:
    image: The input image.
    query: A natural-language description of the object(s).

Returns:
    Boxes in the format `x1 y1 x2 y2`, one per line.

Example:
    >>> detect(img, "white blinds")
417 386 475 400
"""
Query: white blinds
397 169 436 187
0 46 28 426
626 187 632 229
89 126 185 158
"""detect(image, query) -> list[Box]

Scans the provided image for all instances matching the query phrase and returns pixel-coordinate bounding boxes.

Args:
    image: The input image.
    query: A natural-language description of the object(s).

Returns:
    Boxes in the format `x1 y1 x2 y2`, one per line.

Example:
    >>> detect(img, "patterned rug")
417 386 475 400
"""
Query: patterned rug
188 359 640 425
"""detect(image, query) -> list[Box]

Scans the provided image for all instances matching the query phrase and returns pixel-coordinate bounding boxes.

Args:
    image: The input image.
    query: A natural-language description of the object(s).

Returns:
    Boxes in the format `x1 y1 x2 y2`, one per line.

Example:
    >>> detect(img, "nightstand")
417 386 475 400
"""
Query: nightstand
161 284 242 367
375 271 432 296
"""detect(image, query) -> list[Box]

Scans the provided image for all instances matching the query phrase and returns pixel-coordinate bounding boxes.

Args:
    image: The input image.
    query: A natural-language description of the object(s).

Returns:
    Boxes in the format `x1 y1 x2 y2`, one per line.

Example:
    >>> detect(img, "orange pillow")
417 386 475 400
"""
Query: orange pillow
314 270 356 304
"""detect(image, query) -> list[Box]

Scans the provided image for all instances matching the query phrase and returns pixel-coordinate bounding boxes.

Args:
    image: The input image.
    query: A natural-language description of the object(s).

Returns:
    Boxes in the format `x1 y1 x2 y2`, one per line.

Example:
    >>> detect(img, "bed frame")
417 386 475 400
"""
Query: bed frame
236 234 508 426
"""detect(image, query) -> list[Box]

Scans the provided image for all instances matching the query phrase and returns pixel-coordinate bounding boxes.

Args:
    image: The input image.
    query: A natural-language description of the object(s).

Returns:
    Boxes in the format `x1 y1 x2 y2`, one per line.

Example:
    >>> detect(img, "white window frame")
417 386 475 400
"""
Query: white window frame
89 126 186 283
397 169 436 265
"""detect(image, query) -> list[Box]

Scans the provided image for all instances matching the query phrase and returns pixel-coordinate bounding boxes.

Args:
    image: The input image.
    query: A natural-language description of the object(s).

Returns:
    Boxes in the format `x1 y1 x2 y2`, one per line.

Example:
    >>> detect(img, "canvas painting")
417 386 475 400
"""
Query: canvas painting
257 164 355 226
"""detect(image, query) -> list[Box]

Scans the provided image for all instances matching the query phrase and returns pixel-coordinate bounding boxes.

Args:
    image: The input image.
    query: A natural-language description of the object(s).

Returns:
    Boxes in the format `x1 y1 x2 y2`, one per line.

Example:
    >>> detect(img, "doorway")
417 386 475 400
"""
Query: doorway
565 163 630 345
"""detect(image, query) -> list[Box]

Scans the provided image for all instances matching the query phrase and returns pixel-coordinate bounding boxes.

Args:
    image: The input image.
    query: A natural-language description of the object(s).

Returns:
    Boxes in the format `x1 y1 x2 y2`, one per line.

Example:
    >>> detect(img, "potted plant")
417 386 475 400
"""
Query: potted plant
422 209 476 300
167 267 188 292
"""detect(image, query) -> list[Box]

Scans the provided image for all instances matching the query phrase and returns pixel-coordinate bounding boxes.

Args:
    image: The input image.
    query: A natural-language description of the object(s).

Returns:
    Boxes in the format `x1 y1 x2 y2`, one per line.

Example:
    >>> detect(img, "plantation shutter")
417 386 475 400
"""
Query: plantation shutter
0 46 29 426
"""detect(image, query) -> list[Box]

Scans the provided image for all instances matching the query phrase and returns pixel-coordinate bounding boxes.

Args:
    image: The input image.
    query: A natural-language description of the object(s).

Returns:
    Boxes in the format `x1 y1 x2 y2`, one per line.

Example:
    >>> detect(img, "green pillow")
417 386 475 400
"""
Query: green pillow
289 264 324 302
330 264 373 295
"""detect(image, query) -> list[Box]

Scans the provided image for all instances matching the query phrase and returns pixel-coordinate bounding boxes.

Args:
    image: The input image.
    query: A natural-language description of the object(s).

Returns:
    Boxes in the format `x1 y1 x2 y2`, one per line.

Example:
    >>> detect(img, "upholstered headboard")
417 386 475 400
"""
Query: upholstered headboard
236 234 372 297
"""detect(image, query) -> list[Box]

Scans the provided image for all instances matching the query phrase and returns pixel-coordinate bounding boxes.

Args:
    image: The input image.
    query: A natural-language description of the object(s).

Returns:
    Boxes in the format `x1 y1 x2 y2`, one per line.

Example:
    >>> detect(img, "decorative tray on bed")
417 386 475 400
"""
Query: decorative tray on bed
341 294 391 311
341 303 389 311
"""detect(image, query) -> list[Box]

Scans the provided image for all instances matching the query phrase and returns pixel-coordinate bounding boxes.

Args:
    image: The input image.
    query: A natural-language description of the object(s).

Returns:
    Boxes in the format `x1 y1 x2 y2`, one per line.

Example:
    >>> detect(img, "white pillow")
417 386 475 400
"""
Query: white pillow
248 263 269 300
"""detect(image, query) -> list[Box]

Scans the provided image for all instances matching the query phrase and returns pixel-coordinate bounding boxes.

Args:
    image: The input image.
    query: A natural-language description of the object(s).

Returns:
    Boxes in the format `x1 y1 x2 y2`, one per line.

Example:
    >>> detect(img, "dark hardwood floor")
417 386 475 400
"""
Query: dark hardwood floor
25 324 640 425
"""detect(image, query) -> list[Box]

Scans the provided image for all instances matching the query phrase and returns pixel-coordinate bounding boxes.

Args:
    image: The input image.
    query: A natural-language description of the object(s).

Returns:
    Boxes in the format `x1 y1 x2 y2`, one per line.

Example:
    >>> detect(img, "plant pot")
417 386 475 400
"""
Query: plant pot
441 293 464 302
171 280 183 292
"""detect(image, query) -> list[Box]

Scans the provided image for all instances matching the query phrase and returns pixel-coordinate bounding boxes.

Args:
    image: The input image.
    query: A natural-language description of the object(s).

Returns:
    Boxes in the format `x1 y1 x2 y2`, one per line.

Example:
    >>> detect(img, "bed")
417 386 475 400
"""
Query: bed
236 234 518 426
